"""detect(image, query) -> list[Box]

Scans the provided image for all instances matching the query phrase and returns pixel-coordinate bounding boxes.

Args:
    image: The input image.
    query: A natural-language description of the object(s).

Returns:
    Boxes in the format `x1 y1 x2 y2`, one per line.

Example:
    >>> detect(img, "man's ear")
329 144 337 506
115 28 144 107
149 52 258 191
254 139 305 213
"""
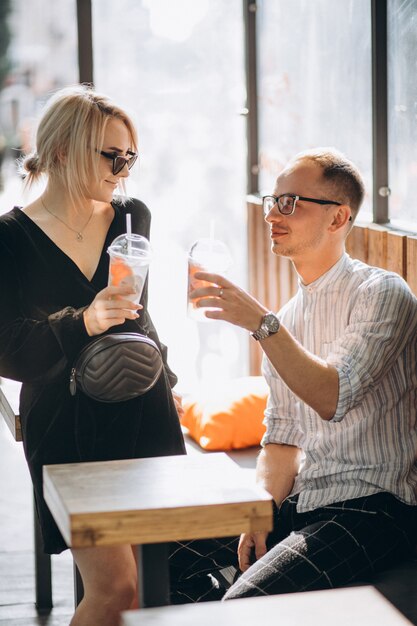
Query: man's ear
328 205 351 232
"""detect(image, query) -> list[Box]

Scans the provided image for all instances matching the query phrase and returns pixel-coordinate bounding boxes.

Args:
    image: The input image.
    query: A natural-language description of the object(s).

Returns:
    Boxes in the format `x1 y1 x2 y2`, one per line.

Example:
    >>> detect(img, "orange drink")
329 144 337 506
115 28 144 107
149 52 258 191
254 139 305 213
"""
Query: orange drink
187 238 232 321
108 234 152 305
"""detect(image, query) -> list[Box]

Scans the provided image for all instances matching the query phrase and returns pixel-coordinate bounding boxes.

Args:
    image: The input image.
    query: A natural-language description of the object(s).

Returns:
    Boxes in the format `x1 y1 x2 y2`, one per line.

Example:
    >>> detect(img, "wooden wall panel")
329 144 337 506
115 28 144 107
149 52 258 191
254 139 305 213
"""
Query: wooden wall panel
367 225 388 269
247 200 268 376
248 199 268 305
346 225 368 262
406 236 417 296
247 200 297 375
386 231 406 278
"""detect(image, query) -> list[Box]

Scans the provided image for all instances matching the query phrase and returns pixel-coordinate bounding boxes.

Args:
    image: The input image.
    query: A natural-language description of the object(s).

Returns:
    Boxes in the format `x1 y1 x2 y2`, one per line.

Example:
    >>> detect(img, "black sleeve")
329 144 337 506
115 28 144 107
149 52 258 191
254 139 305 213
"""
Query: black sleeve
128 198 178 388
0 239 90 383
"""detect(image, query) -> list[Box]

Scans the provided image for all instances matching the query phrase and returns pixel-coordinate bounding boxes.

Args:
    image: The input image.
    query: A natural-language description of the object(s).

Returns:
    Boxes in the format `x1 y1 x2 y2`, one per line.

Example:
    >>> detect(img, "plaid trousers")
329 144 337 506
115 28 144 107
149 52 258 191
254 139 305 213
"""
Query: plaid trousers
169 492 416 604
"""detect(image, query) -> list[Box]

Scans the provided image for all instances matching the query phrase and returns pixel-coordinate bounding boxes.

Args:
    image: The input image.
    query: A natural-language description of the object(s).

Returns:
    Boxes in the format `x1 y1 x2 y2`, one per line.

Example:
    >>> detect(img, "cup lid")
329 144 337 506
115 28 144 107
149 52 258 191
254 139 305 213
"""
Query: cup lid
188 238 232 271
108 233 152 258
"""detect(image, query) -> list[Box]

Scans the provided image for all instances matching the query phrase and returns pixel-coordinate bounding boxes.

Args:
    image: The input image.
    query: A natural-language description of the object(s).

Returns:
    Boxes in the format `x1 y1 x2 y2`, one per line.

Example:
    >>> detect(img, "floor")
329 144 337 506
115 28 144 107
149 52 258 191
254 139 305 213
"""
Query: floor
0 417 74 625
2 403 416 626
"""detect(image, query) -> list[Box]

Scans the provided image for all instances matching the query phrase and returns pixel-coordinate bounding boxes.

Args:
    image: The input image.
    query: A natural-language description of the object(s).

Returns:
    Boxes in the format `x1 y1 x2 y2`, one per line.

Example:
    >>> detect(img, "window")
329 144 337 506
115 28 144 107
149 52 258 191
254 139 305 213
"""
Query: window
388 0 417 228
256 0 372 220
0 0 78 207
93 0 247 391
1 0 415 389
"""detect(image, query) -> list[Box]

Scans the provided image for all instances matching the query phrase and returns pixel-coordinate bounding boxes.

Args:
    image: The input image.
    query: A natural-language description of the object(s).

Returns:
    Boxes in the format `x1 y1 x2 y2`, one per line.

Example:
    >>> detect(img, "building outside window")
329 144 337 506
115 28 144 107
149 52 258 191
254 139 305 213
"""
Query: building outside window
388 0 417 229
93 0 247 391
0 0 416 391
0 0 77 205
256 0 373 221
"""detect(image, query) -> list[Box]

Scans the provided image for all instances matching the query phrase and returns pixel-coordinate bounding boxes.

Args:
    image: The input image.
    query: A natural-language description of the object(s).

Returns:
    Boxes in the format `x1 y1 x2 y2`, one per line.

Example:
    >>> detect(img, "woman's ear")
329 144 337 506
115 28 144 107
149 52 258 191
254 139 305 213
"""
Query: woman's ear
56 149 67 164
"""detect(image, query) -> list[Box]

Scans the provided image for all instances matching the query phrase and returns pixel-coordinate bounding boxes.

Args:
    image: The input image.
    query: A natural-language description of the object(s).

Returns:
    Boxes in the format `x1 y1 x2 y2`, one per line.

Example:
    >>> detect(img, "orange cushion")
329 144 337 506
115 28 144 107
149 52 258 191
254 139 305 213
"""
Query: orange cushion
181 376 268 451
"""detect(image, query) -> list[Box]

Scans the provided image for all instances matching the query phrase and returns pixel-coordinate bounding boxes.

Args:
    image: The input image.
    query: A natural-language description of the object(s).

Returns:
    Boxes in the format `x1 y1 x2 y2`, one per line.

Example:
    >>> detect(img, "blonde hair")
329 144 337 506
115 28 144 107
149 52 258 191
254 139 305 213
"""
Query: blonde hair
21 84 138 205
289 147 365 222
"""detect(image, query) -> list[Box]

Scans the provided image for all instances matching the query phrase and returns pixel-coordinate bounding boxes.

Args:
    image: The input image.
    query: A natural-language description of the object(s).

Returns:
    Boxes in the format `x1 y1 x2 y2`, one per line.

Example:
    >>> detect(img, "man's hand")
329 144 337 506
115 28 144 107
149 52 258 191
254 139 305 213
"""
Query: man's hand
190 272 267 332
191 273 339 421
238 531 269 572
83 285 142 336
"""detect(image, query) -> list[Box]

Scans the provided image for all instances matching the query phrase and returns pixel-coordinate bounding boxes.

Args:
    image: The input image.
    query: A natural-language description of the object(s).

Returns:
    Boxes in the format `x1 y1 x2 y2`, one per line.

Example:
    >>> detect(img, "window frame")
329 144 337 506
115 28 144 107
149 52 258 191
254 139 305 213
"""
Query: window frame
242 0 416 234
371 0 389 225
80 0 415 232
76 0 93 84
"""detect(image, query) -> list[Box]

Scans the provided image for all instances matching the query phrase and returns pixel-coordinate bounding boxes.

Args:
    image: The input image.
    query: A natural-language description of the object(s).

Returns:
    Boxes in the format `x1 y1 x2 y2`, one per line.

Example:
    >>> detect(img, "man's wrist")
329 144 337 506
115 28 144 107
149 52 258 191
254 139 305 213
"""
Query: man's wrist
251 312 280 341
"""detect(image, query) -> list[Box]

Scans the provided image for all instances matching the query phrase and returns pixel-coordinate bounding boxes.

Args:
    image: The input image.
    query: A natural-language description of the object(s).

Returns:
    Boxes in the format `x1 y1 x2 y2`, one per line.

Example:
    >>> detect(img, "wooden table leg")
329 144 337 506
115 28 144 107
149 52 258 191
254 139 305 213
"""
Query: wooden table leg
136 543 170 608
33 491 53 611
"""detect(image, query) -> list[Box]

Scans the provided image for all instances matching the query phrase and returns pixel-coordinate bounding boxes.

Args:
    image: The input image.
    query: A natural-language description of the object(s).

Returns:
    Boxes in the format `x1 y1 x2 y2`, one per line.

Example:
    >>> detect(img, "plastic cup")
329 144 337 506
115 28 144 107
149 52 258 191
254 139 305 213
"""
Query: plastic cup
187 238 233 321
107 234 152 305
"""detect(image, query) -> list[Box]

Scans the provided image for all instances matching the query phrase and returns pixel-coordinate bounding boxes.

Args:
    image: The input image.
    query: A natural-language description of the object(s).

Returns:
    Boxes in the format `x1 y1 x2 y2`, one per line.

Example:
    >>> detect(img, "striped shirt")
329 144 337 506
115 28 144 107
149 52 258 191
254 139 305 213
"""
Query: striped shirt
261 253 417 512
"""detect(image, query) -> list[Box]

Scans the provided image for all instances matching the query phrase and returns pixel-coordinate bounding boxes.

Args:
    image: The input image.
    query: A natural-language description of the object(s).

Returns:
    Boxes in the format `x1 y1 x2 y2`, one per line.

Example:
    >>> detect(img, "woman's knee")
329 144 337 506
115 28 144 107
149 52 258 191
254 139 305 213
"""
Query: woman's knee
100 574 137 611
73 546 137 611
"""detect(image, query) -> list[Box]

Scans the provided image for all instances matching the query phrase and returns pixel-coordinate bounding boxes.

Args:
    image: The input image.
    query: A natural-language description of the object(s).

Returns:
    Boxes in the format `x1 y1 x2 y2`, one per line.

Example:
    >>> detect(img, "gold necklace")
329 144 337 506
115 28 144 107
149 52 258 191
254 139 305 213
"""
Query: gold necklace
40 197 95 242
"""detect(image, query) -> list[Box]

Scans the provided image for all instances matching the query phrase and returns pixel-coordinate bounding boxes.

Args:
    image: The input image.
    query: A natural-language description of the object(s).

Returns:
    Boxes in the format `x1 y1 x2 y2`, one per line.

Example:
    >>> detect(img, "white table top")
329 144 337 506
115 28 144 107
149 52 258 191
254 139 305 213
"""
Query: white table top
122 586 413 626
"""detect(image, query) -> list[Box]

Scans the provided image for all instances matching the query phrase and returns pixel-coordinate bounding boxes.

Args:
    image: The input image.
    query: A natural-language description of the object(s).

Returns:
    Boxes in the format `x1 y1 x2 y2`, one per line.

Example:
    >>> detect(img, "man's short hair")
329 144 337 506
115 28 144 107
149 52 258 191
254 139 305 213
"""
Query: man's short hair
292 147 365 222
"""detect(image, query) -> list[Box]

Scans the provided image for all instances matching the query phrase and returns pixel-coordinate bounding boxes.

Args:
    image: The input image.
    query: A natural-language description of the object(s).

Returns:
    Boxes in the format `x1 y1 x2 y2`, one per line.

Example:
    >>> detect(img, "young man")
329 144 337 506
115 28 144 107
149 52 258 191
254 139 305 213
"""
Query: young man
170 148 417 602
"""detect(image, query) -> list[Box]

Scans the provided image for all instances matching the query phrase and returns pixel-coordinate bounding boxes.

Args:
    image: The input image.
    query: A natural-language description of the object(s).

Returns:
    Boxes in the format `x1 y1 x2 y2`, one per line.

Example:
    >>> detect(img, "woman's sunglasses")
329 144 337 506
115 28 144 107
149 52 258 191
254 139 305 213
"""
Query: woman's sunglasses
99 150 138 175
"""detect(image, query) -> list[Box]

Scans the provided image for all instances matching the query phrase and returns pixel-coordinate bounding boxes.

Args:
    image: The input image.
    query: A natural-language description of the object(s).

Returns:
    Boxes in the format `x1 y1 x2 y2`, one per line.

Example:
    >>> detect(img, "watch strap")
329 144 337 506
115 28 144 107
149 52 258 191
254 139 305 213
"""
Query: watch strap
251 312 280 341
251 326 271 341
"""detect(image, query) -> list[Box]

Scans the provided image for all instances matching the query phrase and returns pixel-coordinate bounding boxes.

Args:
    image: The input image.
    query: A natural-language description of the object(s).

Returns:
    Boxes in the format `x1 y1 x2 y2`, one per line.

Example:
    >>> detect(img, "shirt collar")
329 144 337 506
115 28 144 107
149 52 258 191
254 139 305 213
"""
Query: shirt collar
298 253 350 294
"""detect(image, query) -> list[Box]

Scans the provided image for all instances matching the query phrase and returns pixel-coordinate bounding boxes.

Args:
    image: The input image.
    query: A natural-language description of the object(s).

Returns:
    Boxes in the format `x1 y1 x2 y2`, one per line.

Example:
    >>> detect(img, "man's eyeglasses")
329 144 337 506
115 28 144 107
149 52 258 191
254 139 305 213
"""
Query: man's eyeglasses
262 194 342 217
99 150 138 175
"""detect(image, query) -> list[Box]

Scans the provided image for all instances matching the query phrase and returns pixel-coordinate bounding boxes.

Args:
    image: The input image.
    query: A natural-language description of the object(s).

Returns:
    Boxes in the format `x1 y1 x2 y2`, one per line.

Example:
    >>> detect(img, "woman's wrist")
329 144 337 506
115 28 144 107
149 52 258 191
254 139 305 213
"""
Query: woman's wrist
83 308 94 336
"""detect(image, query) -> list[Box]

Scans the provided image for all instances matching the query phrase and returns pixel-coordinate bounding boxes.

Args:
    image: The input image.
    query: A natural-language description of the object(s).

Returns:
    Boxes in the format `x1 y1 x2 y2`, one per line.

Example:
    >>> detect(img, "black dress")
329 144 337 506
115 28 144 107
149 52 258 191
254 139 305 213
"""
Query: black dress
0 198 186 554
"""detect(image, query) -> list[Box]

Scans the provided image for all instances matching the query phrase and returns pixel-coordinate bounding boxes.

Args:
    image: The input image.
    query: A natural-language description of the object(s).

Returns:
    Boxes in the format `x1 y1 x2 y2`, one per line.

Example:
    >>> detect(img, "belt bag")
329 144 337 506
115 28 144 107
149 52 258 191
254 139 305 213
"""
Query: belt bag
69 332 163 403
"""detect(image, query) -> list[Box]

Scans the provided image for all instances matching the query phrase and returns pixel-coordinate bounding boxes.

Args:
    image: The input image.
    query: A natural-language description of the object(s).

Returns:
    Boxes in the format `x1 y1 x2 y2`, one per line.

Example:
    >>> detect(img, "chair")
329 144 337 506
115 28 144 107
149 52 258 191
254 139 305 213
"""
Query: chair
0 378 84 611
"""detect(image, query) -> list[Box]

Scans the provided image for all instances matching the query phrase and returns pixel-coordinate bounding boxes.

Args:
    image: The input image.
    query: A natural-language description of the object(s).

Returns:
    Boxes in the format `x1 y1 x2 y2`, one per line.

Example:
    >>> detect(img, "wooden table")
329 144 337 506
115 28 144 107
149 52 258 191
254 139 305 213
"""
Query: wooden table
43 452 273 607
121 586 413 626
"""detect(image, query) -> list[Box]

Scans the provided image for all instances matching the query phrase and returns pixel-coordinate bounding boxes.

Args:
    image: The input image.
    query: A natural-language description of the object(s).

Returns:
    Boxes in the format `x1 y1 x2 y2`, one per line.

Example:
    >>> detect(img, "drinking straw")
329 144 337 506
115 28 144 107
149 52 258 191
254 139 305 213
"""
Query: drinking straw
126 213 132 255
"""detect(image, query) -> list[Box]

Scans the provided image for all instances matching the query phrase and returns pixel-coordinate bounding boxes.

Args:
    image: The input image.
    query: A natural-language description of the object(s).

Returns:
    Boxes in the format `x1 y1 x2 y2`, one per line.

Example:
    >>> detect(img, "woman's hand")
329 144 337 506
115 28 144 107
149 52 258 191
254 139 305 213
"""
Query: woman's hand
83 285 142 336
172 390 184 419
191 272 268 332
238 531 269 572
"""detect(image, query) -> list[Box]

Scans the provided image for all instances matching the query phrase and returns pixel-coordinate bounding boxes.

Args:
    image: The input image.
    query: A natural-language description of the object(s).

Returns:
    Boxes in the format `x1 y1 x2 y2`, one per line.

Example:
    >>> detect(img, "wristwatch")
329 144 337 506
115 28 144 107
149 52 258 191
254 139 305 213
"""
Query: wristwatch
251 312 280 341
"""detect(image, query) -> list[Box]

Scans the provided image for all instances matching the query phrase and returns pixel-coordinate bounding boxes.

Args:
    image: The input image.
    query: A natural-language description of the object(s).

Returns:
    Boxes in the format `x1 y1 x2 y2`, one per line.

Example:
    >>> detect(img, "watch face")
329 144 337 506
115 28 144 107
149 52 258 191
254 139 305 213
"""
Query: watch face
264 313 280 333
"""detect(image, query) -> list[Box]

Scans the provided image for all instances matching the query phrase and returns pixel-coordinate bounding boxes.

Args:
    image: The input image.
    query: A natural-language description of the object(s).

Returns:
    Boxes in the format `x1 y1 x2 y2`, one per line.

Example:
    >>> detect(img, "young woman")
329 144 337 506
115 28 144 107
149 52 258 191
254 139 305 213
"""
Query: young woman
0 85 186 625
